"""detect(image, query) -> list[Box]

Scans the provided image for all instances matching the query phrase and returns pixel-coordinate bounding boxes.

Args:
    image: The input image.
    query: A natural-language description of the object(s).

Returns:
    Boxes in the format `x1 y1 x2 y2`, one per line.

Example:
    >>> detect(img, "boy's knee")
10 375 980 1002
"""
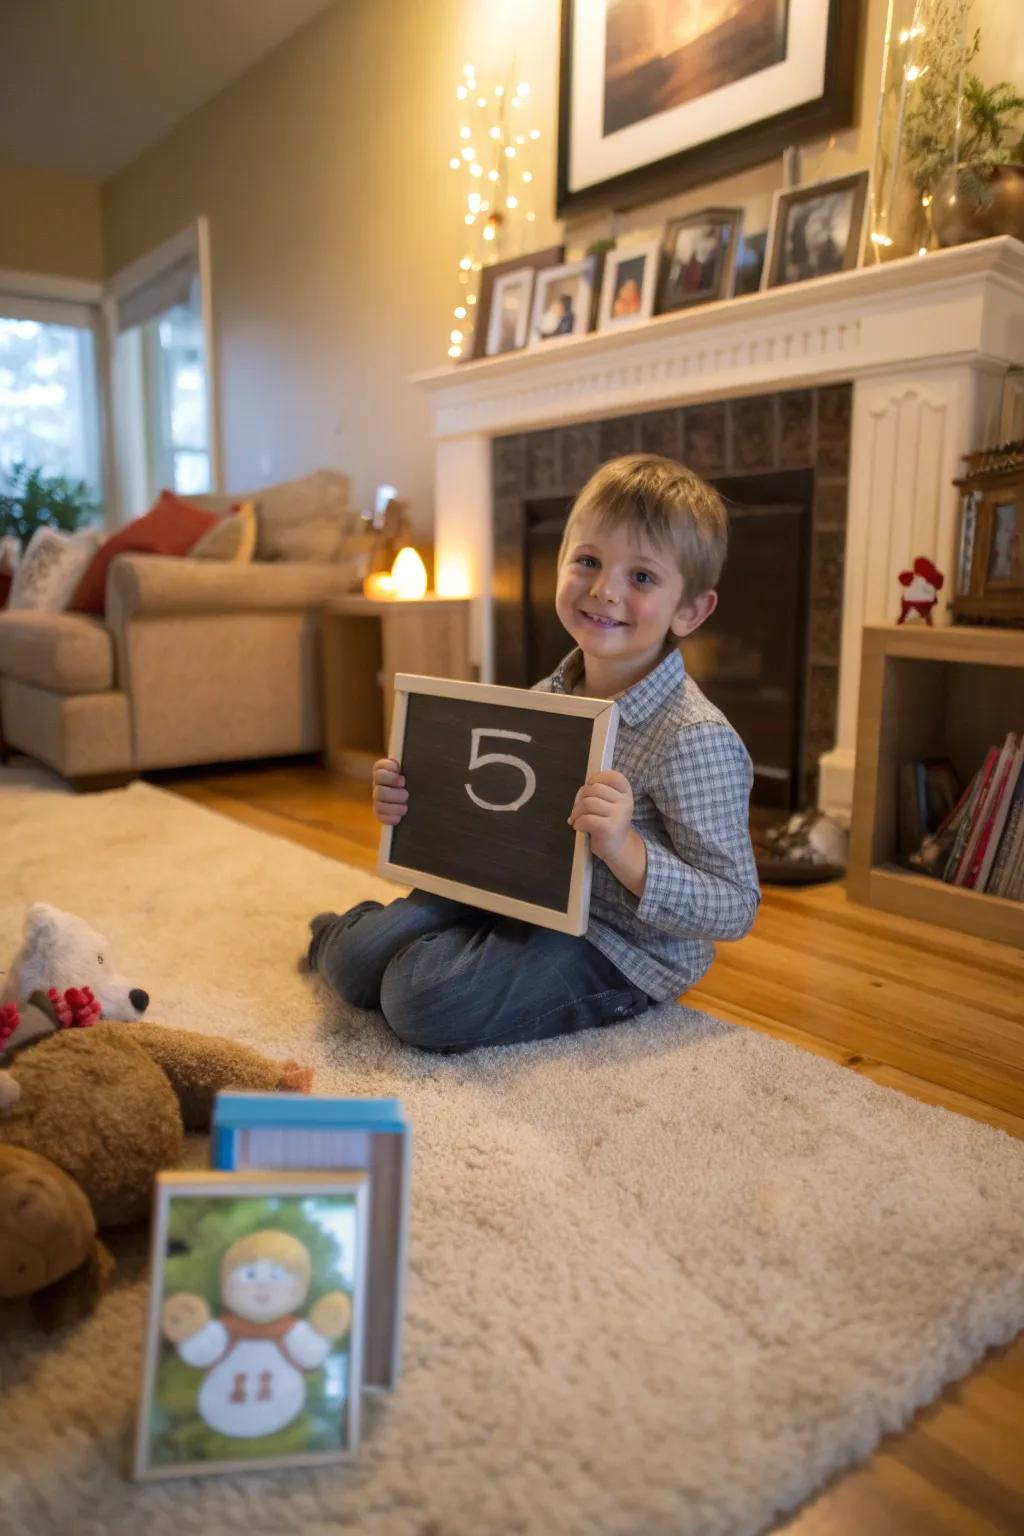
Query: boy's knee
312 904 385 1010
380 956 469 1052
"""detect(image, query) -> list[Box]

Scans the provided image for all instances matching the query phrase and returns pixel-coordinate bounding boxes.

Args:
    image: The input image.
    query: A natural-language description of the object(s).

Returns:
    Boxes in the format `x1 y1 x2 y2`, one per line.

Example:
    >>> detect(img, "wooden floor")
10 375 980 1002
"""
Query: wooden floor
162 761 1024 1535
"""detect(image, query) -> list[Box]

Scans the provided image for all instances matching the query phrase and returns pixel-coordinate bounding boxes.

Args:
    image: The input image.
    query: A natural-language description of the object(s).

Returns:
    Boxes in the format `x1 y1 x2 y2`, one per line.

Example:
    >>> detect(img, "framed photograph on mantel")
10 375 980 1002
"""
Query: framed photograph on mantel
557 0 859 217
762 170 870 288
470 246 565 361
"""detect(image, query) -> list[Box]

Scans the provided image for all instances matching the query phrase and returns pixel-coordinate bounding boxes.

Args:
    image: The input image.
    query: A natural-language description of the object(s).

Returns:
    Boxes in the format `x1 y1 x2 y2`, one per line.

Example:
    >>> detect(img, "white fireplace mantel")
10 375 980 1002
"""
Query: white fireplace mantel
414 237 1024 822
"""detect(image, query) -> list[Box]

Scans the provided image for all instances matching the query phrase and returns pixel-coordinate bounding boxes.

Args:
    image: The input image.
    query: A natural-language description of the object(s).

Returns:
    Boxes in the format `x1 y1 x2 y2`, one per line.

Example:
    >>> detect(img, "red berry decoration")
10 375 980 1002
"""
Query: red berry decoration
0 1002 20 1050
48 986 101 1030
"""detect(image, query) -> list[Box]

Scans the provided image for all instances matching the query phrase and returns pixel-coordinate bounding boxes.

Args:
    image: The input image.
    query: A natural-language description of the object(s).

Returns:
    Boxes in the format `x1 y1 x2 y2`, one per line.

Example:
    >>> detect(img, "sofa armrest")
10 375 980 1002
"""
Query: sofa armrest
106 553 364 623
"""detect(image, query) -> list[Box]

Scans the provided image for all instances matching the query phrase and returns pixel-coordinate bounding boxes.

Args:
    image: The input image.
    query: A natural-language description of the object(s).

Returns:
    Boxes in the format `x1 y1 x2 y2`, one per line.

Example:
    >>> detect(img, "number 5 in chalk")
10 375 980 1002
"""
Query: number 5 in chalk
465 728 537 812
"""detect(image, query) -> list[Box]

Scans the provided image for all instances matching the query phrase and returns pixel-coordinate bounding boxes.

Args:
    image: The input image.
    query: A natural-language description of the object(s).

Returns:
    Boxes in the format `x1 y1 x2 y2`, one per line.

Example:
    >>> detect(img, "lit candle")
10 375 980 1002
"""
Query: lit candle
390 547 428 600
363 570 396 600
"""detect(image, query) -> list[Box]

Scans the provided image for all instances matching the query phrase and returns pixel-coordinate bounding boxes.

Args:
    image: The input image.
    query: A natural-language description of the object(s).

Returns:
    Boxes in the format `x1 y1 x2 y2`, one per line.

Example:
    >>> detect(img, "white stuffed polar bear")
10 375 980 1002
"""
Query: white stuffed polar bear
0 902 149 1019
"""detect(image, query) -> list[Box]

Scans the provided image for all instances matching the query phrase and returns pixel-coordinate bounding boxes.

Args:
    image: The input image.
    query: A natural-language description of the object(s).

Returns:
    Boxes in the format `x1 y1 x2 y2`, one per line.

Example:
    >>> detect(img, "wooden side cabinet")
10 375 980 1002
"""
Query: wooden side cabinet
322 595 473 776
847 623 1024 947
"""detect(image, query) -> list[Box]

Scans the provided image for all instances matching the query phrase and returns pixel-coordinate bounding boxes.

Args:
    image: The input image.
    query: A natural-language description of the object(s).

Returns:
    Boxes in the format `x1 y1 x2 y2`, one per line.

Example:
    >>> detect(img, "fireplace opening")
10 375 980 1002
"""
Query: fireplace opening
517 468 814 811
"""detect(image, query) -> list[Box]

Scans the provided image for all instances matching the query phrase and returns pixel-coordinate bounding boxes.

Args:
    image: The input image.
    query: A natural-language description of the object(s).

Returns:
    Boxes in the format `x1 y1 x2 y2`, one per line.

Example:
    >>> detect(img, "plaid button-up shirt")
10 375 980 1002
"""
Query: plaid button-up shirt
537 645 760 1000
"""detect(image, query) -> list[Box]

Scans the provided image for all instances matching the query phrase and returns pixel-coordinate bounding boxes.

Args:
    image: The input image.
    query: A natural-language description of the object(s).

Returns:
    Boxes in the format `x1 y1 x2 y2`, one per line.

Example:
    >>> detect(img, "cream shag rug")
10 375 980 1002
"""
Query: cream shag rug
1 768 1023 1536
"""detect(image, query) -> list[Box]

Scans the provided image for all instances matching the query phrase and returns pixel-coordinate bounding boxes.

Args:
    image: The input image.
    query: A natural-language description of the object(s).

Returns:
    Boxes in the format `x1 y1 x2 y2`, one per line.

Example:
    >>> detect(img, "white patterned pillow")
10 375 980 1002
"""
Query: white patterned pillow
8 525 102 612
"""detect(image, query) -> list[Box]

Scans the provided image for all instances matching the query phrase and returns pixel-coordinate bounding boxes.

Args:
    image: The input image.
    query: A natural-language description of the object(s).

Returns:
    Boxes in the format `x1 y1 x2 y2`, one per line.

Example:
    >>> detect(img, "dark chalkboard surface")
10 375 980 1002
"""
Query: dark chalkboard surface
378 675 619 933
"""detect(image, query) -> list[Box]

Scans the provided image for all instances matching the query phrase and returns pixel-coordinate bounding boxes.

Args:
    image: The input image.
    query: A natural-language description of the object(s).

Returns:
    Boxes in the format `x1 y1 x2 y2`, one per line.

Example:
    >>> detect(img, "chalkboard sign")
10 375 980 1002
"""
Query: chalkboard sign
378 675 619 934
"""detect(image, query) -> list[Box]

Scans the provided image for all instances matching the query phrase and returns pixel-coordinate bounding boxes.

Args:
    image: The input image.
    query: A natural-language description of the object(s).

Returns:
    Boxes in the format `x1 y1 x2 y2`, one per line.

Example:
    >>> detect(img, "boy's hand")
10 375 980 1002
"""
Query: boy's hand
373 757 408 825
568 770 634 861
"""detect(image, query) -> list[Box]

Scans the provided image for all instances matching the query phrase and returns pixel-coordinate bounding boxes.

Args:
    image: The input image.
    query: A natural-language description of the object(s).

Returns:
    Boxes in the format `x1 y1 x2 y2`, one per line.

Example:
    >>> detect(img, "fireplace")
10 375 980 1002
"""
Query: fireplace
416 240 1023 822
493 390 849 809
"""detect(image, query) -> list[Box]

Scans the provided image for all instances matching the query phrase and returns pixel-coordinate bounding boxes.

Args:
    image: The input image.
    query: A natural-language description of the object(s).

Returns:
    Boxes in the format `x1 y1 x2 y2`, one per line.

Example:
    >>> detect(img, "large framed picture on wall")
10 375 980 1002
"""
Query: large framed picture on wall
557 0 859 218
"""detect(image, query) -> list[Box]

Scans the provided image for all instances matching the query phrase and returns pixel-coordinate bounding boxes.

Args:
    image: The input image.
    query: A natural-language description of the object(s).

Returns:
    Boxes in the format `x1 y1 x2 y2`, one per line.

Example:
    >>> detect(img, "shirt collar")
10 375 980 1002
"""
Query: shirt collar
548 645 685 726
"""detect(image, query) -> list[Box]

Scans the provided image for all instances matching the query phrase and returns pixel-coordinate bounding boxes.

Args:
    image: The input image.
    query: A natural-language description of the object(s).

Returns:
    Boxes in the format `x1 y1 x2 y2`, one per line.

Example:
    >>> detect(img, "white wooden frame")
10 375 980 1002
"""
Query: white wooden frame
132 1169 369 1481
485 268 534 357
527 257 599 350
378 674 619 934
597 238 660 332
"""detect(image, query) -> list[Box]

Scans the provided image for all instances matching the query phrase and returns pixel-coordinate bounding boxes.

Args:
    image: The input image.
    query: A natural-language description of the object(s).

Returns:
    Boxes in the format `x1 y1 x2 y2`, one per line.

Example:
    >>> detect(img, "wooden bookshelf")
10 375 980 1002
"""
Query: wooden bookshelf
848 624 1024 947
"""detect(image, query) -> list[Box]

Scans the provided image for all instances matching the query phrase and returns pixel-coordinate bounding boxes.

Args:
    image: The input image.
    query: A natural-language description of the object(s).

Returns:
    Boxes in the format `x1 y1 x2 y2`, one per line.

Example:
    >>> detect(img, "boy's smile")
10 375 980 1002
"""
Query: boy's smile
555 518 714 693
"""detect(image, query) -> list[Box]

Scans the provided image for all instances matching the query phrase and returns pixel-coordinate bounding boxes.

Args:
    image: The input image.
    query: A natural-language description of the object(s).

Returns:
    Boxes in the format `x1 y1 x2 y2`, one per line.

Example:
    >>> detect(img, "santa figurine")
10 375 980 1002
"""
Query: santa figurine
161 1229 351 1440
896 556 944 625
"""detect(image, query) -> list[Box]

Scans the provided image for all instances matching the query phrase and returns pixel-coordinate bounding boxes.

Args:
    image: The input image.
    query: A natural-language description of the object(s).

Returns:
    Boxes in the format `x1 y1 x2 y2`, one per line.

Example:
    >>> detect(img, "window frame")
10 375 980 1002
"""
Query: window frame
0 267 109 520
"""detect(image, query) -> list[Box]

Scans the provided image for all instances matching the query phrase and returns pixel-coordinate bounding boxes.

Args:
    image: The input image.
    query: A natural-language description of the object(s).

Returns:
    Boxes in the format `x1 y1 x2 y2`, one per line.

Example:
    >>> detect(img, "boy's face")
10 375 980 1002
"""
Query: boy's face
556 518 710 672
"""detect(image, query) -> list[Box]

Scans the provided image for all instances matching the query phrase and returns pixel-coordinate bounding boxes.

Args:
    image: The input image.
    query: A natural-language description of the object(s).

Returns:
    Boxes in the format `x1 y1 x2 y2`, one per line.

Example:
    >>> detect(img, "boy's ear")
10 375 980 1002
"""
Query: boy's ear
670 589 717 639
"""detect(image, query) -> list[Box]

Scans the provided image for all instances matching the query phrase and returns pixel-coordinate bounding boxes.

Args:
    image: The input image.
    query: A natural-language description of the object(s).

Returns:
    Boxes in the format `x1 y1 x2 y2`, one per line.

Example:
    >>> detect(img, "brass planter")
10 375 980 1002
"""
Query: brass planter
930 162 1024 246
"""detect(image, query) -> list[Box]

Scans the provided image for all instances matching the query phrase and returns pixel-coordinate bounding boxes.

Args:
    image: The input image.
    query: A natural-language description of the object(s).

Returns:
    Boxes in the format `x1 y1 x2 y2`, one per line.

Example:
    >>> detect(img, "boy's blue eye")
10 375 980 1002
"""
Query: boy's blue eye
633 571 657 585
575 555 598 568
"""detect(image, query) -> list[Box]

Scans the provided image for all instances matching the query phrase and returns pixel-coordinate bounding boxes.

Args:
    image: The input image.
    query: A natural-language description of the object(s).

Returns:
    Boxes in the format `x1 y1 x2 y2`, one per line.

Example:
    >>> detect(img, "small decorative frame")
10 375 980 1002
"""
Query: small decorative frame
952 453 1024 627
656 209 743 314
597 239 661 330
485 269 535 357
469 245 565 361
527 254 603 349
762 170 870 290
133 1170 369 1481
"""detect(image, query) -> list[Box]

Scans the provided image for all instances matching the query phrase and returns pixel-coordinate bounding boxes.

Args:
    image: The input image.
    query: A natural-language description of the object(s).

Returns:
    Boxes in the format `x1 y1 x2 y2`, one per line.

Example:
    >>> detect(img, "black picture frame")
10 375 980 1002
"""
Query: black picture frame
656 208 743 315
557 0 860 219
762 170 870 289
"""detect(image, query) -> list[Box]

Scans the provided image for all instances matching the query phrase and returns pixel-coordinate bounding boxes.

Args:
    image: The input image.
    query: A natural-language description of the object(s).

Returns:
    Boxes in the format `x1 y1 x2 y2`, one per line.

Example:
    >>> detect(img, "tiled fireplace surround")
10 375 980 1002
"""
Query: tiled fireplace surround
491 386 851 809
415 239 1024 824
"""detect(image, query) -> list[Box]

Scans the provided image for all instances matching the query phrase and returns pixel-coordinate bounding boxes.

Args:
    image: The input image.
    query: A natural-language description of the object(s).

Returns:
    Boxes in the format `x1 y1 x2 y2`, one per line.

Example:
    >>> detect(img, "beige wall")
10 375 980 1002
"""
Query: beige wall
99 0 892 534
0 161 104 282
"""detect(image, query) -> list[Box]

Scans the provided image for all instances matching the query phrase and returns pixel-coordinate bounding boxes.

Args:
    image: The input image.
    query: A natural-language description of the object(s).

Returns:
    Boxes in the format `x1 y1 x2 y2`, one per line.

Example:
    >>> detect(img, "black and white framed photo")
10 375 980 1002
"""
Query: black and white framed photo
470 245 565 361
528 255 602 349
485 269 535 357
597 239 660 330
557 0 859 217
657 209 743 314
762 170 870 289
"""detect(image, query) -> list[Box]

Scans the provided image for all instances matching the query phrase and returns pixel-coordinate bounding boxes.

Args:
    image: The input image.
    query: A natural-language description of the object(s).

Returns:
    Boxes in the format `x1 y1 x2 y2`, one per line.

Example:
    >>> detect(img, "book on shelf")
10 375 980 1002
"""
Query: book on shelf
899 757 960 863
967 736 1023 892
906 733 1024 902
212 1092 411 1393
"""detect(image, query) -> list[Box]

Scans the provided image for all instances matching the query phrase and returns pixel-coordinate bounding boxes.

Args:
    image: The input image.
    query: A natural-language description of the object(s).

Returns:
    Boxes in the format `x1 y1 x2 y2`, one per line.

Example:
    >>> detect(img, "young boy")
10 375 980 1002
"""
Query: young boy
308 454 760 1052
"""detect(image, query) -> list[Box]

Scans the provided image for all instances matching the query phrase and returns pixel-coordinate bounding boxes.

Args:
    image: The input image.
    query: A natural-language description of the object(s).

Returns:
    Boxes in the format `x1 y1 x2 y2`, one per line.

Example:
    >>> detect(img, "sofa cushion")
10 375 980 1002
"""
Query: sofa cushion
190 500 257 563
70 491 220 614
8 525 102 612
252 470 354 562
0 610 114 693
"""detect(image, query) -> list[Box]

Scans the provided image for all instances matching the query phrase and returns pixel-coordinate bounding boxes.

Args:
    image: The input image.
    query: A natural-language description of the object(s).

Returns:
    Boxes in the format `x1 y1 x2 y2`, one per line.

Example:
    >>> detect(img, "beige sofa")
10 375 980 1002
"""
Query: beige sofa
0 552 363 785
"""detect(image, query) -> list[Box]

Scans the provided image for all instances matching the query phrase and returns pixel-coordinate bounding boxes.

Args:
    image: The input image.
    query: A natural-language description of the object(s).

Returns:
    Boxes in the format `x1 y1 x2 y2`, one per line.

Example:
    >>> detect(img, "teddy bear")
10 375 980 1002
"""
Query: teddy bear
896 555 944 625
0 1143 114 1329
0 1005 313 1329
1 901 150 1019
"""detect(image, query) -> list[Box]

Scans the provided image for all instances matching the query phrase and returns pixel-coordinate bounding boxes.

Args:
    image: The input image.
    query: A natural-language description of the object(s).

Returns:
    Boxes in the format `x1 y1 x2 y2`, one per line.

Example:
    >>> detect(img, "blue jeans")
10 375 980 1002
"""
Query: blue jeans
308 892 652 1053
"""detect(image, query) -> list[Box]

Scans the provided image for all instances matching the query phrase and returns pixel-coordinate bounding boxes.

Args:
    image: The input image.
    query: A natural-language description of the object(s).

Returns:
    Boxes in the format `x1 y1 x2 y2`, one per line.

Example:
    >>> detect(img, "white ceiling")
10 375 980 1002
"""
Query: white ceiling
0 0 337 180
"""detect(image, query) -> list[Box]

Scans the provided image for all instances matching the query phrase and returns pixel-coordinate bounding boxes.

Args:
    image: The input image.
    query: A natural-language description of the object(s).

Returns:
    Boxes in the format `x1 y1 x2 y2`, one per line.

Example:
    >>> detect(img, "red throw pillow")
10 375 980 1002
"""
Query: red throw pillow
70 490 220 614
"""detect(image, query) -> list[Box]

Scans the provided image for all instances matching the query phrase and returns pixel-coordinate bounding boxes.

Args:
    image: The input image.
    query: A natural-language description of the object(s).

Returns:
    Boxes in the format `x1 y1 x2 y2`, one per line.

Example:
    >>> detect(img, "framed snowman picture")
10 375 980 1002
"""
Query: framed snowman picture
133 1169 369 1480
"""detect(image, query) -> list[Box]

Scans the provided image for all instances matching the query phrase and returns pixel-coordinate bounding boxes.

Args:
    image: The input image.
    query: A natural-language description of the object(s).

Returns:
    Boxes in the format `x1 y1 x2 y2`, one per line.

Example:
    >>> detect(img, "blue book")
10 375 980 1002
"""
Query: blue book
212 1091 411 1392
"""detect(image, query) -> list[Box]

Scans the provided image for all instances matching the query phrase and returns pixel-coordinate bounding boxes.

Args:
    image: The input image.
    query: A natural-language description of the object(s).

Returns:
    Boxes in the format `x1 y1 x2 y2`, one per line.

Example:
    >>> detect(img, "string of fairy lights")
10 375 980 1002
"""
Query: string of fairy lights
446 64 541 360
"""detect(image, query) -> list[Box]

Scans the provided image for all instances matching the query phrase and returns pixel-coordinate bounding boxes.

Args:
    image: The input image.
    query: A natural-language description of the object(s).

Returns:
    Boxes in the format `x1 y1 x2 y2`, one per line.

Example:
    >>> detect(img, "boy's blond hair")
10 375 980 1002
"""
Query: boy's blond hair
559 454 728 596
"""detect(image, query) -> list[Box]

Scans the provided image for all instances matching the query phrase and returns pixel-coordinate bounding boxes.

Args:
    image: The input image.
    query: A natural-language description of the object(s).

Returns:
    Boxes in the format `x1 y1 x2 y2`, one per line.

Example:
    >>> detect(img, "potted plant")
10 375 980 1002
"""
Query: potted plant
904 9 1024 247
0 461 99 546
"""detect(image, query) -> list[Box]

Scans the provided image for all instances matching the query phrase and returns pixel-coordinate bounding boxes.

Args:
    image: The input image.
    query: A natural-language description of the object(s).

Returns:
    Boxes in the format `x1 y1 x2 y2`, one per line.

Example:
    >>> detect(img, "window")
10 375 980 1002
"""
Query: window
108 221 218 517
0 304 102 496
141 285 211 495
